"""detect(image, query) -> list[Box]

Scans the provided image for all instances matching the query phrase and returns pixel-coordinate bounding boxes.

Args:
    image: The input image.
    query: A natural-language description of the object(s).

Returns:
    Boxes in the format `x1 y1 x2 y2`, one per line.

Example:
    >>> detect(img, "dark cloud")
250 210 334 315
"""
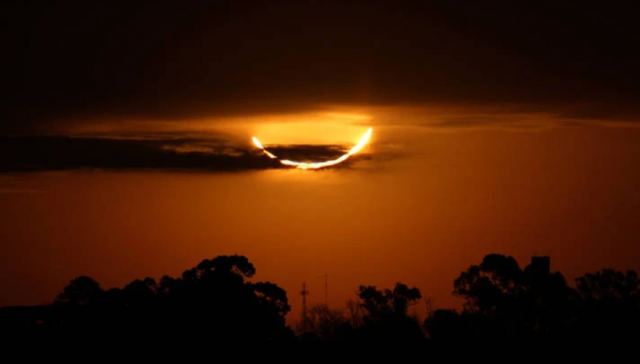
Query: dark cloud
266 145 347 161
0 135 369 172
1 0 639 133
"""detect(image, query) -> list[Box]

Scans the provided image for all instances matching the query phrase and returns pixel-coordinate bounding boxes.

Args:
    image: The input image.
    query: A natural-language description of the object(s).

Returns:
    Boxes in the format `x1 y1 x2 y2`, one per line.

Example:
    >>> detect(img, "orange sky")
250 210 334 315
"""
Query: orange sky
4 2 640 327
2 109 639 322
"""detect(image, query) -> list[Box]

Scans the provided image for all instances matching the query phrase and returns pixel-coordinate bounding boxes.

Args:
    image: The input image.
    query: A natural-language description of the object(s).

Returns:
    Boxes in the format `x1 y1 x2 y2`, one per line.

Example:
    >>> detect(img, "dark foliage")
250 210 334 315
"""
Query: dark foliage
426 254 640 348
1 252 639 349
0 255 292 343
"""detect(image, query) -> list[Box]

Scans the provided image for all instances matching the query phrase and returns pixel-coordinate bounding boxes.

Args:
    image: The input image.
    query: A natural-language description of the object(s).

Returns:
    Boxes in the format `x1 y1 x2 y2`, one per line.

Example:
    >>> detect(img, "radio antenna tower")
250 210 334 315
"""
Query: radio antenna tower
323 273 328 306
300 282 309 332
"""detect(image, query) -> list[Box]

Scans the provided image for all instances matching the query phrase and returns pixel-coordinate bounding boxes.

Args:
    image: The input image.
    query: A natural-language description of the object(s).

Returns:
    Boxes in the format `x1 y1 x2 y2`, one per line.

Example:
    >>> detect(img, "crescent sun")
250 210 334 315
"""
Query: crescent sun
251 127 373 170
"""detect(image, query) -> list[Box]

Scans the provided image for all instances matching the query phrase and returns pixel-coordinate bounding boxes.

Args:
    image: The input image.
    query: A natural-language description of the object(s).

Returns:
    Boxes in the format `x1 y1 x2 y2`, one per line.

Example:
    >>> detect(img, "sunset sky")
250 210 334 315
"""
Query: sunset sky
1 1 639 321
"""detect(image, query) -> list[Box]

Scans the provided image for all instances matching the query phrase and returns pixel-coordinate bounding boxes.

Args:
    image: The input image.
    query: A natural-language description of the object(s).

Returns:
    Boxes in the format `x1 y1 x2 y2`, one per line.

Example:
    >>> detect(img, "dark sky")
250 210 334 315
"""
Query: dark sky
2 0 640 134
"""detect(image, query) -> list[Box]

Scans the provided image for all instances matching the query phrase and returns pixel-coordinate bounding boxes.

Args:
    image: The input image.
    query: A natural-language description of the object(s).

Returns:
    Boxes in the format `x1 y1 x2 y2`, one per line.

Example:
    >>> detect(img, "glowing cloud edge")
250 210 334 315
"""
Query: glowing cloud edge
251 127 372 170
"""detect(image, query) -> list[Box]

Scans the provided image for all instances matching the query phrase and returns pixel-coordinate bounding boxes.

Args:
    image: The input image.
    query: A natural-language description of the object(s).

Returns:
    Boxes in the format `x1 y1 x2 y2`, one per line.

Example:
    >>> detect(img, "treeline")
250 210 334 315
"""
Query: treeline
0 254 638 347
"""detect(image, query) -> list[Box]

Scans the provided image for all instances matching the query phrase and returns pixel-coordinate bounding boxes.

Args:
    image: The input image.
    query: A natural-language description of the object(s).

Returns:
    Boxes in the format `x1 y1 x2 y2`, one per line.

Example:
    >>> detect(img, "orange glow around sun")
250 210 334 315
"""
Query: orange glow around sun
252 127 373 170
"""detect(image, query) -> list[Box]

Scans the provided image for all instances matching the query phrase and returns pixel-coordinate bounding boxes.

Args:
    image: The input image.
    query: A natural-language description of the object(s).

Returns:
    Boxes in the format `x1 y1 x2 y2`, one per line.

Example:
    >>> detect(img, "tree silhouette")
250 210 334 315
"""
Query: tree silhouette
2 252 640 349
355 283 424 343
297 304 350 341
4 255 292 343
577 269 640 302
454 254 523 314
55 275 103 306
574 269 640 345
451 254 575 344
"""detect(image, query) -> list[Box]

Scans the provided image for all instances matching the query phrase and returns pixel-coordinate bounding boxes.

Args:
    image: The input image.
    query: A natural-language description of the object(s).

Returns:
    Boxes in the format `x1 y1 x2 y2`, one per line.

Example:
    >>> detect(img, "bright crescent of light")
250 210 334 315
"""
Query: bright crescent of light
252 127 372 170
